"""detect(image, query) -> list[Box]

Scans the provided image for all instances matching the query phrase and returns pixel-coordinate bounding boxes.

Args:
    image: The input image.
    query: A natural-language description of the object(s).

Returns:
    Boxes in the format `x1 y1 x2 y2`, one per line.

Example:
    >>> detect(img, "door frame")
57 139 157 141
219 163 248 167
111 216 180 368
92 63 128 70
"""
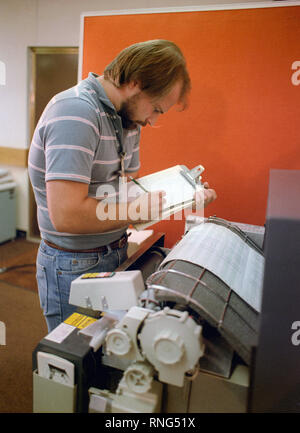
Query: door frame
27 47 78 240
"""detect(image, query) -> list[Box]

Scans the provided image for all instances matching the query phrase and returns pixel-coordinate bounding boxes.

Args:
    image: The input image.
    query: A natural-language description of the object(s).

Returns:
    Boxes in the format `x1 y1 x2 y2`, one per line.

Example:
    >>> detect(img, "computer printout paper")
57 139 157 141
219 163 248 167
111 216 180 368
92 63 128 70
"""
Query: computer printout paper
160 222 264 312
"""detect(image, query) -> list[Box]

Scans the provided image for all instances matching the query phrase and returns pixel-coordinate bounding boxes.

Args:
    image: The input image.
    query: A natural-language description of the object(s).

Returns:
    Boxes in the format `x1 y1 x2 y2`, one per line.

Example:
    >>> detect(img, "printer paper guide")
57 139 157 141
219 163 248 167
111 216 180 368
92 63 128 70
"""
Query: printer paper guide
160 223 264 312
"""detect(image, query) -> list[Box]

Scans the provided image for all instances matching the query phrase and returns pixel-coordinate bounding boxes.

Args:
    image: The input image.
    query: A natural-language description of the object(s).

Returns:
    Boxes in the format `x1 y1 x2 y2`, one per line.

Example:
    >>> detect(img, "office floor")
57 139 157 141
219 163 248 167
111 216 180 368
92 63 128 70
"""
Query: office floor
0 237 38 291
0 237 47 413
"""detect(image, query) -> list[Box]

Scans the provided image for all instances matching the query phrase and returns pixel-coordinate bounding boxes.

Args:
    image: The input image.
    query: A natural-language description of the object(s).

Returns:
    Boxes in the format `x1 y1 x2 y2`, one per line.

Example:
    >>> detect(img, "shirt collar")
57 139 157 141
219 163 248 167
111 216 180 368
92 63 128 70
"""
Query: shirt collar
87 72 116 112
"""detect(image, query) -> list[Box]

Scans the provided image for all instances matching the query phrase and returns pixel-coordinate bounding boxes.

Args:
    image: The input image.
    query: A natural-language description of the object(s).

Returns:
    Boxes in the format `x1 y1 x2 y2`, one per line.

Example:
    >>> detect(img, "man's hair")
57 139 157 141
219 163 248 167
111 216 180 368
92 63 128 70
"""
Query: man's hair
104 39 191 107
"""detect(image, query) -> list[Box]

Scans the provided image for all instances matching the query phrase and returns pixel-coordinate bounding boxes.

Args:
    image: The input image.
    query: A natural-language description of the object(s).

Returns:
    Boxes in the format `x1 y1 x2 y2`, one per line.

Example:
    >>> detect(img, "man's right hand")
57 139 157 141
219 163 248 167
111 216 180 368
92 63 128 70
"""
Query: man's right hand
128 190 166 222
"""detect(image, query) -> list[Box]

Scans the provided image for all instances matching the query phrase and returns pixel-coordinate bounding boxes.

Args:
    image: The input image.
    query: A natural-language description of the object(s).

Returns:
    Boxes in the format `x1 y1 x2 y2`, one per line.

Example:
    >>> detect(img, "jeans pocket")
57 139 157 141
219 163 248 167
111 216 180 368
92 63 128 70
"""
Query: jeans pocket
56 255 102 308
57 255 100 274
36 263 48 314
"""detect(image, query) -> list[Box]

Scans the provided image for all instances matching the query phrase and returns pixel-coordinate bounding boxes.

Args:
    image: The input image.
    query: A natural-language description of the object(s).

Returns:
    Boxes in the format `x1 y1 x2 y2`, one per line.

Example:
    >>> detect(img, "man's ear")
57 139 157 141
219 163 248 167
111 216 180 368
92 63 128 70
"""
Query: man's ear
119 80 141 100
127 80 141 94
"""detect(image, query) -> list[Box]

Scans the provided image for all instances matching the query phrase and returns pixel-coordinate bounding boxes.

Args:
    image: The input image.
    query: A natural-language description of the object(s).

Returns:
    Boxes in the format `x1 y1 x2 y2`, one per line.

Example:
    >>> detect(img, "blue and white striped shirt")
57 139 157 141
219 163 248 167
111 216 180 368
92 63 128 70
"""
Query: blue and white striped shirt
28 72 140 249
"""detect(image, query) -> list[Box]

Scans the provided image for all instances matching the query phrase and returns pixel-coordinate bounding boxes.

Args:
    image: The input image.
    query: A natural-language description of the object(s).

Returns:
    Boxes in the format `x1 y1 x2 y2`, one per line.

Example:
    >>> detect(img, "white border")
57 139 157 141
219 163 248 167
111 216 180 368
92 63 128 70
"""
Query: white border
78 2 300 80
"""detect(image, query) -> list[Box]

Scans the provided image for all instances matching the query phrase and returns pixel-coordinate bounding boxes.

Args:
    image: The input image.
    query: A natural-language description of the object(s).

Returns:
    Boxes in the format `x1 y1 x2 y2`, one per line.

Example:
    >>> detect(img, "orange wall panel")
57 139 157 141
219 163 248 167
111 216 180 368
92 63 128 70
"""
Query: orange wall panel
81 7 300 247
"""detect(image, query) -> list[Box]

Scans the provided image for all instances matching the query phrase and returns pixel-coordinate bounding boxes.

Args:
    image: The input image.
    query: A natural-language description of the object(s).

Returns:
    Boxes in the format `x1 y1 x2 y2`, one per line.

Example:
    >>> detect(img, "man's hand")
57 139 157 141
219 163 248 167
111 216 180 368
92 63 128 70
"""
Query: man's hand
193 181 217 210
128 190 166 222
96 190 166 224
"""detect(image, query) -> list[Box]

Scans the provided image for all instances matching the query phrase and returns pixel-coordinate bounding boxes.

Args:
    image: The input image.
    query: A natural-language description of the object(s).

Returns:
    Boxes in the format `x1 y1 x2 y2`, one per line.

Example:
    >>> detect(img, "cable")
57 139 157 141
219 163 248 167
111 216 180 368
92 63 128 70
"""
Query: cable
0 264 36 274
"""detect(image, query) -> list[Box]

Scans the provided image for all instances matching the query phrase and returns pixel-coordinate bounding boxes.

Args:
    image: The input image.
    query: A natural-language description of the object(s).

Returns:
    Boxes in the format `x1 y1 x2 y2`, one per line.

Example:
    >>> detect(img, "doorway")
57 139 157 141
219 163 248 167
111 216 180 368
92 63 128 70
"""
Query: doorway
28 47 78 239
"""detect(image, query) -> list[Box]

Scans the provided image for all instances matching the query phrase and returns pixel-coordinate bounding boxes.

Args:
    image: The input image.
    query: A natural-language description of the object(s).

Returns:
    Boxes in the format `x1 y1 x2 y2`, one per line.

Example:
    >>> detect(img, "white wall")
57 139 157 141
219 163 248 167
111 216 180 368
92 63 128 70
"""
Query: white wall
0 0 37 150
0 0 268 232
0 0 37 232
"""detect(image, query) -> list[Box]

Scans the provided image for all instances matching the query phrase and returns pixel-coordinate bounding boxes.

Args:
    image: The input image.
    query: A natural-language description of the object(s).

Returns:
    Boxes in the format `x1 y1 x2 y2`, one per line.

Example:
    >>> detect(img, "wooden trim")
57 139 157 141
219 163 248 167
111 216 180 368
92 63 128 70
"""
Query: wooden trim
29 47 78 55
0 146 28 167
29 47 36 145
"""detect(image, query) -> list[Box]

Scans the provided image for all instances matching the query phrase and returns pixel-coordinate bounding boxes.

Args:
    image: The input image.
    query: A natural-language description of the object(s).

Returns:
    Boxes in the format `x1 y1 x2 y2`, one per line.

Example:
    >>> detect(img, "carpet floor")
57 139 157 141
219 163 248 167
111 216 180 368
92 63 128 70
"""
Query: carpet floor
0 238 47 413
0 238 39 292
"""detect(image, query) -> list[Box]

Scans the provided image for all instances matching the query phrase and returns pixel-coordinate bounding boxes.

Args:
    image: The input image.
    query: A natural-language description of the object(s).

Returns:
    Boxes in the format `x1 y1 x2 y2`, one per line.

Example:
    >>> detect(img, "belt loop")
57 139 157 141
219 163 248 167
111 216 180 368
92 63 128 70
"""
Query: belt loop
118 235 126 248
104 245 113 257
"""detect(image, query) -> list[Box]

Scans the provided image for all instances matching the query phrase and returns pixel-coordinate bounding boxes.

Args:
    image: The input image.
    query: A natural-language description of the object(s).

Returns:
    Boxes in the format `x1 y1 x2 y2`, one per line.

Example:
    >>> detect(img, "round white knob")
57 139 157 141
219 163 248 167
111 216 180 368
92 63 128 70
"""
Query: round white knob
153 332 184 365
105 329 131 356
124 362 154 393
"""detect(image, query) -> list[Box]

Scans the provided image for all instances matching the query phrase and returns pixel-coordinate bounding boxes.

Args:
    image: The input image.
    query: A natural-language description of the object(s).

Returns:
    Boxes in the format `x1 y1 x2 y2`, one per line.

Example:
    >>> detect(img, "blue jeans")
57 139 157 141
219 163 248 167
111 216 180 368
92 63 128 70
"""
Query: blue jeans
36 239 128 332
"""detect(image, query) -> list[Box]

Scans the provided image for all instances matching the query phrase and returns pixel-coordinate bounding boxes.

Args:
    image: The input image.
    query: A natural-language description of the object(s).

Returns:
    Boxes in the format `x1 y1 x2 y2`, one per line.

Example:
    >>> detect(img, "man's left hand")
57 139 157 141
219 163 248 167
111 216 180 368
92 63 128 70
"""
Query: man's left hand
193 181 217 209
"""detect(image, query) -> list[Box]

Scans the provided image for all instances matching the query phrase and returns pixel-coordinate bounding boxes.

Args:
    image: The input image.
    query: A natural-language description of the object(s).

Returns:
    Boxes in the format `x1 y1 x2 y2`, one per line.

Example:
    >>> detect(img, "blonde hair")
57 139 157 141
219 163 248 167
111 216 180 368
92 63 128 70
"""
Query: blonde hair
104 39 191 107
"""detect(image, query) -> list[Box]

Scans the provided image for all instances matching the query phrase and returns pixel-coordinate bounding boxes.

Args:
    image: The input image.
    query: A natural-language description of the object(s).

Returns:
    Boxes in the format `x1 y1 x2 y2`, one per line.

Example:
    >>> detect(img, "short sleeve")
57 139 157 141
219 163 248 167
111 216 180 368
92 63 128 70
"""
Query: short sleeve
42 98 100 184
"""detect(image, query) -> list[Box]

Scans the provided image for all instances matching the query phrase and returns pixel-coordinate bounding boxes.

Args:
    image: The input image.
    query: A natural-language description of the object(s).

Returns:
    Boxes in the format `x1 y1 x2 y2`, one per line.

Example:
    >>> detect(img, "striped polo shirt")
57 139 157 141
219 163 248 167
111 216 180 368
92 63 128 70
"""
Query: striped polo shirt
28 72 141 249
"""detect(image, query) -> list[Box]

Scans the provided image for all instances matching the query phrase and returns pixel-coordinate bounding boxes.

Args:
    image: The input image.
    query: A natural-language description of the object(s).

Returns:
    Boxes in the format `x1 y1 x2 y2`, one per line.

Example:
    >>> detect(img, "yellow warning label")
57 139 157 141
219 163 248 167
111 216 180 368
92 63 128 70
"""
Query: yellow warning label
64 312 97 329
81 273 99 279
81 272 115 279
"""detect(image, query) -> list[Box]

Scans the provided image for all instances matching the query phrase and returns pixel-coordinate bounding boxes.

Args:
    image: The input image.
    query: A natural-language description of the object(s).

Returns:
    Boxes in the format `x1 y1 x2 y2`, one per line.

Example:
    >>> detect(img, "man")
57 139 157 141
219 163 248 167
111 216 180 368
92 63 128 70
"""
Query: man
28 39 216 332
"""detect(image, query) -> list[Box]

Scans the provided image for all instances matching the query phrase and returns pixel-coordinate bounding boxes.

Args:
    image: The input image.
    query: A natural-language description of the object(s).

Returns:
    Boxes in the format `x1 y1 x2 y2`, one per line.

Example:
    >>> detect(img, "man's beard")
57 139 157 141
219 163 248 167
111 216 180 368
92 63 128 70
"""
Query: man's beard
117 103 136 129
117 95 147 130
